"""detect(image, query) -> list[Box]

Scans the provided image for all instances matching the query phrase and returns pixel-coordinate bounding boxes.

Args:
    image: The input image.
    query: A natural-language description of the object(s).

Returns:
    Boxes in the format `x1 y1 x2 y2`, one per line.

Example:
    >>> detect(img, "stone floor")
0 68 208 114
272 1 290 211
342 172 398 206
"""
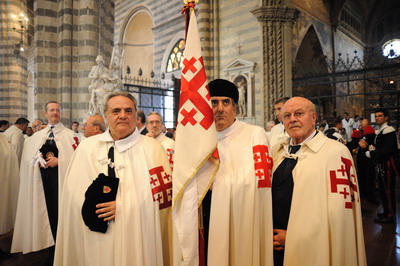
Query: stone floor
0 198 399 265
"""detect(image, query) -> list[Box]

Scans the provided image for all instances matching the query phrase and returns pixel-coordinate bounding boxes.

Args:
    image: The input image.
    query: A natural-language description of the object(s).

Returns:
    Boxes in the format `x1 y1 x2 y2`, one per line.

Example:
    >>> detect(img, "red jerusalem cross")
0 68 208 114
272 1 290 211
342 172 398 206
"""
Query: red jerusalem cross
179 57 214 130
182 57 197 74
180 108 197 126
149 166 172 209
329 156 358 209
253 145 273 188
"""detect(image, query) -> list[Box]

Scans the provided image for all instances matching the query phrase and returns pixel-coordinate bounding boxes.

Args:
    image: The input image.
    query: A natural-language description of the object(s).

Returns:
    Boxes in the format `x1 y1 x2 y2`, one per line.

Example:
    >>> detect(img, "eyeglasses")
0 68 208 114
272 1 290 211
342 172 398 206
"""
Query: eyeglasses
282 110 314 121
148 120 161 125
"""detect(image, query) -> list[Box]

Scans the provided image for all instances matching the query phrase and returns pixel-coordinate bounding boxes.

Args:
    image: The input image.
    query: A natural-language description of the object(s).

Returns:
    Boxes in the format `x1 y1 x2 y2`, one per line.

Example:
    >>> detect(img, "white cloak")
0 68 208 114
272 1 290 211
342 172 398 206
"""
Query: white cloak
54 129 172 266
342 118 354 142
156 133 175 169
272 132 366 266
268 123 289 151
208 120 274 266
11 124 77 253
4 125 25 164
0 134 20 235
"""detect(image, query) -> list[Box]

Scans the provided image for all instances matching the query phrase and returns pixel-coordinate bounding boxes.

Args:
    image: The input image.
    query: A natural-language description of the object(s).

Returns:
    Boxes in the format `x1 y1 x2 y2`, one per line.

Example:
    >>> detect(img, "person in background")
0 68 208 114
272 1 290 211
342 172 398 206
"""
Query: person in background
71 121 83 141
4 117 30 163
269 97 290 149
359 109 399 224
12 101 77 265
31 119 43 133
0 120 10 132
24 126 33 138
82 114 106 138
136 110 148 135
325 117 347 144
342 112 354 143
146 112 175 169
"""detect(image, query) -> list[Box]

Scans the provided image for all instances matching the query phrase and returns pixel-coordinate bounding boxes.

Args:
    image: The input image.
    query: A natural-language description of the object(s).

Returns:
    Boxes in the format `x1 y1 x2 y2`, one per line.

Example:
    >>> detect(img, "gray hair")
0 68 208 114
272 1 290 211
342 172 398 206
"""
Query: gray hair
146 112 163 124
103 91 138 114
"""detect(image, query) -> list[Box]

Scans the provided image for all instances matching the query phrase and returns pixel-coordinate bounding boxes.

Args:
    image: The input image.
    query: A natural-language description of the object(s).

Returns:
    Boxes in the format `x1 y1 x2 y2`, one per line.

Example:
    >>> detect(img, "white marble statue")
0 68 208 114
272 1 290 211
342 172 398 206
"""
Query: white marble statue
88 55 123 115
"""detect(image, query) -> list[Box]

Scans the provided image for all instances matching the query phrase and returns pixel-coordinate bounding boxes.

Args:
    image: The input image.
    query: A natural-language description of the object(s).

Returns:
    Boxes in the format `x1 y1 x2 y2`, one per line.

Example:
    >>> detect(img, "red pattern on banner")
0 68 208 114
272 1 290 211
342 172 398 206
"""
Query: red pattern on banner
179 57 214 130
253 145 272 188
149 166 172 209
329 156 358 209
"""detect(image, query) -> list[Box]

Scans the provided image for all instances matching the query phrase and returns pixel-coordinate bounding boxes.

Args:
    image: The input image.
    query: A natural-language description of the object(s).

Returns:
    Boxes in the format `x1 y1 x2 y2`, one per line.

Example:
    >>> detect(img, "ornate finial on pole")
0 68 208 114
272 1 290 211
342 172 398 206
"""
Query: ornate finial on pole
181 0 198 40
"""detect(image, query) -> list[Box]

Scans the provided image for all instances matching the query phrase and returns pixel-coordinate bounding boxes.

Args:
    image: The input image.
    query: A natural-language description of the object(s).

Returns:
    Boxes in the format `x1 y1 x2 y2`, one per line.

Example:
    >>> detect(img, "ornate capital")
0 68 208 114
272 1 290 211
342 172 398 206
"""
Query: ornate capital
251 6 299 23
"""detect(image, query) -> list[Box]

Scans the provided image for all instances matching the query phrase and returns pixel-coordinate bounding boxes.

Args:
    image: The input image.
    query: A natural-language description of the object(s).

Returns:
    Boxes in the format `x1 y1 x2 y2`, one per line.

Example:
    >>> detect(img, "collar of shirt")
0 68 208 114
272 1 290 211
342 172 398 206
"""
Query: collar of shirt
217 119 241 141
97 128 140 153
289 130 317 146
46 122 63 134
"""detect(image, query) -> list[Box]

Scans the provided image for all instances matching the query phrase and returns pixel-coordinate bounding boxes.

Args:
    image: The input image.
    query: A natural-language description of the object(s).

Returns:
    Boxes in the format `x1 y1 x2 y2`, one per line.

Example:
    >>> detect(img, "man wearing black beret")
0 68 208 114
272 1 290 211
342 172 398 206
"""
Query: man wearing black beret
204 79 274 265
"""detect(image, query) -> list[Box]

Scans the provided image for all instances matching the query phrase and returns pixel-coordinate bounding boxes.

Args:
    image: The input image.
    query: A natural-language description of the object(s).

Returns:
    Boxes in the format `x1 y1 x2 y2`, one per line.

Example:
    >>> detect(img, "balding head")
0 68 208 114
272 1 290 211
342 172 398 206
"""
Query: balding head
83 114 106 138
282 97 317 144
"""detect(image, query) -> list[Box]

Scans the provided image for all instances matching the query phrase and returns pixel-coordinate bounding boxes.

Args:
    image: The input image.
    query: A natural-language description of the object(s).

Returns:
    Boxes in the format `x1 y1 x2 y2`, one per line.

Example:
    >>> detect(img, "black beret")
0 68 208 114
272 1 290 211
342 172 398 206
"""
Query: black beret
81 173 119 233
208 79 239 103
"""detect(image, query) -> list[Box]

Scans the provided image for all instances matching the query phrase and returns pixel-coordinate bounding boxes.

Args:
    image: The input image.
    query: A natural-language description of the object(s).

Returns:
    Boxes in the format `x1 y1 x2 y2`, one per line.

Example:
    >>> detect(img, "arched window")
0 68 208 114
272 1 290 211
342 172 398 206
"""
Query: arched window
166 39 185 72
382 39 400 59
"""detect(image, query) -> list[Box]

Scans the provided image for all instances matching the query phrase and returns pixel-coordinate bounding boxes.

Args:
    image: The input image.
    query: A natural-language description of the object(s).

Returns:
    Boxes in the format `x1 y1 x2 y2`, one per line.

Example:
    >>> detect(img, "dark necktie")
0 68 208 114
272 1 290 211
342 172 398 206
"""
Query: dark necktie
47 126 55 145
289 144 301 154
108 146 116 177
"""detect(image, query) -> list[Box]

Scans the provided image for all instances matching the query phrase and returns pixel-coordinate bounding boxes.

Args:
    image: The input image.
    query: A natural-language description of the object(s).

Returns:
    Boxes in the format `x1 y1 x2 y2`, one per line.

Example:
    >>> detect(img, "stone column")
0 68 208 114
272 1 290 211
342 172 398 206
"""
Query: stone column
0 0 28 121
34 0 114 124
251 1 299 123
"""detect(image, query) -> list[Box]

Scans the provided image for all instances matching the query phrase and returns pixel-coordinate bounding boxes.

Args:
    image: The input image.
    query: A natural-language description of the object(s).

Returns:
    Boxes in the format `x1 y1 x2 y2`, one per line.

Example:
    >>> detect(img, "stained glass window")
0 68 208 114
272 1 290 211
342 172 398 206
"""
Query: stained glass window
382 39 400 59
166 39 185 72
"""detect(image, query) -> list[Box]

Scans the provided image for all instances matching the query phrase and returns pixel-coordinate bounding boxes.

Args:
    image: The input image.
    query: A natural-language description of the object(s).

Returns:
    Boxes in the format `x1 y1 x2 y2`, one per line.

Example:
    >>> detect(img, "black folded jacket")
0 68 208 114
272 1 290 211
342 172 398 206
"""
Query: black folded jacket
40 143 58 160
81 173 119 233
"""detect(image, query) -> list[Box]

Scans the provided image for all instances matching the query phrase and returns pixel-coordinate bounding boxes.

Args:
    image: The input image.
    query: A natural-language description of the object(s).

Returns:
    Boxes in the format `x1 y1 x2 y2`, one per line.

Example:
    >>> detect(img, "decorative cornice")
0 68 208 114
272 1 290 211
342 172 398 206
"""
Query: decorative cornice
250 6 300 23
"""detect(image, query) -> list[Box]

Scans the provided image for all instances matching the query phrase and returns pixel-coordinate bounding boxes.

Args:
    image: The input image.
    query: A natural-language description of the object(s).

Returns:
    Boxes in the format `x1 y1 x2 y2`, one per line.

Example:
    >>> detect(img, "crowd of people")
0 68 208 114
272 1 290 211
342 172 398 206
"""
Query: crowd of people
0 79 399 265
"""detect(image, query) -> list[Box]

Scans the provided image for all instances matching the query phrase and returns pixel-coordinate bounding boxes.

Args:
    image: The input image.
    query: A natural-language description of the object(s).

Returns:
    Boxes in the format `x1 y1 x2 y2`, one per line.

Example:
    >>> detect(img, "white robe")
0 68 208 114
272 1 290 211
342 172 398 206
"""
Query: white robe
208 120 274 266
4 125 25 164
272 132 366 266
11 124 77 253
342 118 354 142
0 134 20 235
268 123 289 151
156 133 175 169
54 129 172 266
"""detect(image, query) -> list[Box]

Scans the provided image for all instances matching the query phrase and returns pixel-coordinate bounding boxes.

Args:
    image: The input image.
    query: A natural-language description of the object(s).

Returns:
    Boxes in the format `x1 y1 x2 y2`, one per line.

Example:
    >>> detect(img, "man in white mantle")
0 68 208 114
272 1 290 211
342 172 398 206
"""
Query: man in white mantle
146 112 175 169
205 79 273 265
11 101 78 259
55 92 172 265
272 97 366 266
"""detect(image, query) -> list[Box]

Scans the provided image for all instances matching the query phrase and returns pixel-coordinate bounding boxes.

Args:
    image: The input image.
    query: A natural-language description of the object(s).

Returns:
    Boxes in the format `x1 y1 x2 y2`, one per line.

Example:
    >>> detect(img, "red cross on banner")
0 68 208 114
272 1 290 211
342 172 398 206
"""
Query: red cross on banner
329 156 358 209
253 145 273 188
179 57 214 130
149 166 172 209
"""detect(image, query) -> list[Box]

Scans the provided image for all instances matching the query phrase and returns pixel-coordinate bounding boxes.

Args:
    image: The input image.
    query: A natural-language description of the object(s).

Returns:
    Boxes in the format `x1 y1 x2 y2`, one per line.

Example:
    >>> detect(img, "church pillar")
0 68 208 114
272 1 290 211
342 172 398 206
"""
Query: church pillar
251 1 299 123
0 0 28 121
34 0 114 124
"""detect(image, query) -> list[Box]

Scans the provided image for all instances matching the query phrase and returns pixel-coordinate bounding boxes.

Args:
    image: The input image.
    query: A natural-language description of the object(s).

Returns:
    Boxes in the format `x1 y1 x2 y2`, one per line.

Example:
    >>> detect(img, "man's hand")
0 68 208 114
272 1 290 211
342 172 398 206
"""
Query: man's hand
358 139 368 149
146 132 155 138
273 229 287 251
96 201 116 221
45 156 58 168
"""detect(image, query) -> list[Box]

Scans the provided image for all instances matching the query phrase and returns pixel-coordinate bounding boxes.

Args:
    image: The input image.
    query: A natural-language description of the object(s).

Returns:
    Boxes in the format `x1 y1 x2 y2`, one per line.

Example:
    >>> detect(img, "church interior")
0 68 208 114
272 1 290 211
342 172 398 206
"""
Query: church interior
1 0 400 265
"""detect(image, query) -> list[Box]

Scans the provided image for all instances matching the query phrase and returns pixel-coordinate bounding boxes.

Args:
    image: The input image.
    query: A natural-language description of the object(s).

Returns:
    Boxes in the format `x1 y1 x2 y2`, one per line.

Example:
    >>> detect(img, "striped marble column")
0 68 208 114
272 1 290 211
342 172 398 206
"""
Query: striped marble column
0 0 28 122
